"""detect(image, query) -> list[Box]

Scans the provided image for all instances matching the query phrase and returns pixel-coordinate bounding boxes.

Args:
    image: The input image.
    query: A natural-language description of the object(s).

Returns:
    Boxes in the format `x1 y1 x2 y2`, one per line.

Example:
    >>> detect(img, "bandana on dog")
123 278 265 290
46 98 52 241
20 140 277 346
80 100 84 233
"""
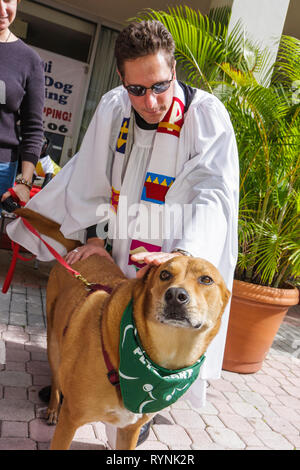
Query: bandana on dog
119 299 205 414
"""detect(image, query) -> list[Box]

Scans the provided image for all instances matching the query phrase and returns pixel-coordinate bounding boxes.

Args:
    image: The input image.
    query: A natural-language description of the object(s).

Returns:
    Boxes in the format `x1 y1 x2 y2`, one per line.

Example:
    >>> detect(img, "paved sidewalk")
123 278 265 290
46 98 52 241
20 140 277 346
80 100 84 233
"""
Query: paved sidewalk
0 249 299 450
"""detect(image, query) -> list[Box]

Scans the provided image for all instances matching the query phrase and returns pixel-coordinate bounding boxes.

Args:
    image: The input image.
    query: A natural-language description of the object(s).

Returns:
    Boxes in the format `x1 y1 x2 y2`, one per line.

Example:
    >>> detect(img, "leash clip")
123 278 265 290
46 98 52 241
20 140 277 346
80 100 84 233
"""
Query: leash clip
74 275 113 295
74 273 93 290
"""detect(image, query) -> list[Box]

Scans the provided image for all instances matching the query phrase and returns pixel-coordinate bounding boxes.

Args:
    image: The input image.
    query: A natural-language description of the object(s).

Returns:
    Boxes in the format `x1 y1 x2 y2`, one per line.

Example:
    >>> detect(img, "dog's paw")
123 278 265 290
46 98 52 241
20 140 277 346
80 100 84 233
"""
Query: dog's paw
47 409 59 425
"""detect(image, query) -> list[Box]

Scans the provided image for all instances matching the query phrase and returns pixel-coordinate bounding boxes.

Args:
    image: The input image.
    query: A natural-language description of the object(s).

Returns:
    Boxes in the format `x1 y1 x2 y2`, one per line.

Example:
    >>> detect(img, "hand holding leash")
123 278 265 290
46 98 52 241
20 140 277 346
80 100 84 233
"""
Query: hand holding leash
1 187 26 212
1 184 30 207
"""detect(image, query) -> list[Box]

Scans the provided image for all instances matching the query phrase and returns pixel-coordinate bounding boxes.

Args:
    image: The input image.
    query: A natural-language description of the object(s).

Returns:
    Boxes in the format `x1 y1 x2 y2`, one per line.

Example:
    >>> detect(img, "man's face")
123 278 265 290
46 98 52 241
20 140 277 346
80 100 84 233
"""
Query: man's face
121 52 176 124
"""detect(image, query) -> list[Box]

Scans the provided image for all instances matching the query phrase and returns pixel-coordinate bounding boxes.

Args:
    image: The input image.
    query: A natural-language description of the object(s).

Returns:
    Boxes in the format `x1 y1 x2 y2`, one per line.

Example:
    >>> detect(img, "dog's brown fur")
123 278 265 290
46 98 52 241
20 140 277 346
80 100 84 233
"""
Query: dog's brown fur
12 208 230 450
14 208 80 252
46 254 230 450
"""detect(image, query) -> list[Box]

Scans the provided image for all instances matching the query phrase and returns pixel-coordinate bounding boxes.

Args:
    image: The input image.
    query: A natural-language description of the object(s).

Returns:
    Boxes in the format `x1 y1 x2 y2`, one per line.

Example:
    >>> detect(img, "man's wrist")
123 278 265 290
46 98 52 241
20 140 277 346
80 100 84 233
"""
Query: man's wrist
86 237 105 248
171 248 193 257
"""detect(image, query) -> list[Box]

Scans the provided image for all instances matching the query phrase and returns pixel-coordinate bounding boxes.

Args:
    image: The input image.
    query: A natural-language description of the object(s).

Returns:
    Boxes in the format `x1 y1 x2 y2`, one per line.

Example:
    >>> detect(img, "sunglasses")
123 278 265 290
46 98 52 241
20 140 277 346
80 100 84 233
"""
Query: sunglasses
123 73 174 97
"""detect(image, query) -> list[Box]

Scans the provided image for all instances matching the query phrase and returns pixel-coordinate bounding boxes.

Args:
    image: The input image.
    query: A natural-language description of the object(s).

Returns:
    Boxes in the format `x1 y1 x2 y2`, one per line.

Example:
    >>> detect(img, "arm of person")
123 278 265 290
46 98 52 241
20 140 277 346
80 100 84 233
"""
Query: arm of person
1 58 44 204
65 236 114 264
65 222 114 265
0 160 35 203
131 250 190 278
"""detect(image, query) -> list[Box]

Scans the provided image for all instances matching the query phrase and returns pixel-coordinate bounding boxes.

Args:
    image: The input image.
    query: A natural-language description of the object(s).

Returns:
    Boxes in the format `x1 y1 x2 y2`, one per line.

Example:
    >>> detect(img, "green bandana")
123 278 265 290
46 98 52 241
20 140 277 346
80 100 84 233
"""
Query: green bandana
119 299 205 414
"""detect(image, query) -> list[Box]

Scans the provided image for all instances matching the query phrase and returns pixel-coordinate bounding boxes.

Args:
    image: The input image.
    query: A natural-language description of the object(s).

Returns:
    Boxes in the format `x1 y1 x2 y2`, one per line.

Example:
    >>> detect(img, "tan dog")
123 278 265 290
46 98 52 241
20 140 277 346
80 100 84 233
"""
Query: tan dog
45 253 230 450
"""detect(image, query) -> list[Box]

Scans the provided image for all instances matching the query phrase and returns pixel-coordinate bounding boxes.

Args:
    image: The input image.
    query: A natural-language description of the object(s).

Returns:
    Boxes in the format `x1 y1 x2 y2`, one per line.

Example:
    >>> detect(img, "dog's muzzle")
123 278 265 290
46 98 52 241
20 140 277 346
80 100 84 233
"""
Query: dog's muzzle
161 287 203 329
162 287 190 323
165 287 190 306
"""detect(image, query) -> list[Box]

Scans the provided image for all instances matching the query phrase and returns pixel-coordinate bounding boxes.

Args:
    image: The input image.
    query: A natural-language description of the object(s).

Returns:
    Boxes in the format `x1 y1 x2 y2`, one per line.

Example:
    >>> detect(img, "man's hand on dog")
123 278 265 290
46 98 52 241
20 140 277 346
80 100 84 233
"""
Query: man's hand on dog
65 238 114 265
65 243 180 277
131 251 181 278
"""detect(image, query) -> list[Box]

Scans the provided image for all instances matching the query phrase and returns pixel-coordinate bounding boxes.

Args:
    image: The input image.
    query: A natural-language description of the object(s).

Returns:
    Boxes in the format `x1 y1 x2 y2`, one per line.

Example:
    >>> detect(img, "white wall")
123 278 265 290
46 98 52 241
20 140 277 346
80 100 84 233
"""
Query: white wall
228 0 290 84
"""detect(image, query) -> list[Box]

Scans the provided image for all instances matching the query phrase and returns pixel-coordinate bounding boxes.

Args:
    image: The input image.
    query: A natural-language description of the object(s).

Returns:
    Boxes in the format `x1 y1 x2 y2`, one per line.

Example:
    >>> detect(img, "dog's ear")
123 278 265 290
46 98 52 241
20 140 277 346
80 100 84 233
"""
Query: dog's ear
133 265 157 299
141 265 153 283
223 288 231 309
141 264 159 284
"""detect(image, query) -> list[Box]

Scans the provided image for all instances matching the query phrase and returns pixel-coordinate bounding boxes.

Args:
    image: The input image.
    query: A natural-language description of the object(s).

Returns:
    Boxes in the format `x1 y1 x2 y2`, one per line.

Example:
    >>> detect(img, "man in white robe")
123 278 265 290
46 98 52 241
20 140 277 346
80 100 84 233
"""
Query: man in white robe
6 20 239 442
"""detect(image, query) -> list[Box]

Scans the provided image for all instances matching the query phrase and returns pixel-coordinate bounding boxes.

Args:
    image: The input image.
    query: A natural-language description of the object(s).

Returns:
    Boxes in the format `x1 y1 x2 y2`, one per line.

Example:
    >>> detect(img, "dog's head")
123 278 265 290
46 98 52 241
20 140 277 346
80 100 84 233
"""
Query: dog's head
141 256 230 333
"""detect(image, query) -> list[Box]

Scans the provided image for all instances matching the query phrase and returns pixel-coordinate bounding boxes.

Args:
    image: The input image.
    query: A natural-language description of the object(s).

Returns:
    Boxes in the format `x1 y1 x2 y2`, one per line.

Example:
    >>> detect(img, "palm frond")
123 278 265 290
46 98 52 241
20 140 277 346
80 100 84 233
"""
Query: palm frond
272 35 300 85
208 5 231 27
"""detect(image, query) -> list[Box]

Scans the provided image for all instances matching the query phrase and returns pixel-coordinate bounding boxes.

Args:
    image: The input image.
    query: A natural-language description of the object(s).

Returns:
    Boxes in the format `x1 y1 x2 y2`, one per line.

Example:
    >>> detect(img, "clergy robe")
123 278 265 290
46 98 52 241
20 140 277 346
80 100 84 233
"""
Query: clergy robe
7 83 239 406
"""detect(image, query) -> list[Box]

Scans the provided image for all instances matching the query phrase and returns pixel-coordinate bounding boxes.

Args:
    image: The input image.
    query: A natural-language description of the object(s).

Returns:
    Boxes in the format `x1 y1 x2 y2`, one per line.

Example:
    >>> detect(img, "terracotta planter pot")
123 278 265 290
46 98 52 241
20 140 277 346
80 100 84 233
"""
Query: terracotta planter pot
222 280 299 373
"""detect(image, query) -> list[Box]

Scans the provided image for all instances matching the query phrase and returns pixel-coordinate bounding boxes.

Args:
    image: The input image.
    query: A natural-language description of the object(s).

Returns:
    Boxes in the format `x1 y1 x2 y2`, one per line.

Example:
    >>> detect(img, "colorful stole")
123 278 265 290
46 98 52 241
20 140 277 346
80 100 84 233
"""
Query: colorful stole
110 81 186 271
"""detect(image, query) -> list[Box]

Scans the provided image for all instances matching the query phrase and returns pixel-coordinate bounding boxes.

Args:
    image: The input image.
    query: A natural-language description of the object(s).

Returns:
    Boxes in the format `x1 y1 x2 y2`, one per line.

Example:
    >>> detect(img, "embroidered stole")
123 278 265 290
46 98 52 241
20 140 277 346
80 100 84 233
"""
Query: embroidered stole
110 82 185 271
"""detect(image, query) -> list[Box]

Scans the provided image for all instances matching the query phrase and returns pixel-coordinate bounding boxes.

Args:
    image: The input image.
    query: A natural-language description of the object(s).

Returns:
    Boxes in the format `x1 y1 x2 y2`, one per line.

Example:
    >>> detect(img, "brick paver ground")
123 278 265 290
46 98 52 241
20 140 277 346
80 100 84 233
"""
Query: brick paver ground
0 248 299 450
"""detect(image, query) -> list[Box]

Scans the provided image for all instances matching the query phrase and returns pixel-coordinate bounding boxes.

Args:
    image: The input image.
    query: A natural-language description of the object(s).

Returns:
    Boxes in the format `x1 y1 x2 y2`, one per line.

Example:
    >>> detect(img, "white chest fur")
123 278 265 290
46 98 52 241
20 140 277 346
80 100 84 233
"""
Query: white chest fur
104 407 145 450
106 406 143 428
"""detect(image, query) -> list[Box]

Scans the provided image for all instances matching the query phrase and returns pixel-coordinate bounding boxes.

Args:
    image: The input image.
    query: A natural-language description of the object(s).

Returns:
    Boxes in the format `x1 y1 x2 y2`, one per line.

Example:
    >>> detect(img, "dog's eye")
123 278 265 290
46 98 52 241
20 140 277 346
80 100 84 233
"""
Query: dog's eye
198 276 214 285
160 270 172 281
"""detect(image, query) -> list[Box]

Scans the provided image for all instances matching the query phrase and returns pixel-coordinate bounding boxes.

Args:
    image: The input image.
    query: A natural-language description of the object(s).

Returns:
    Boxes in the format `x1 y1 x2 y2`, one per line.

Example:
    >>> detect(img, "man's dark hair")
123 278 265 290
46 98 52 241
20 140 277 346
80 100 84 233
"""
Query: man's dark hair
115 20 175 78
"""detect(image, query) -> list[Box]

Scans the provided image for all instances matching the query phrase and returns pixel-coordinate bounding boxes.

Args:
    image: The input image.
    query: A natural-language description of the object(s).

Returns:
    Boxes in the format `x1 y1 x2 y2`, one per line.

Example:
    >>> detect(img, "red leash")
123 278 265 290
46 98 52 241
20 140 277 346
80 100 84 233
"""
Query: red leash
2 187 112 293
9 187 84 280
20 215 113 293
7 187 26 206
2 190 118 388
1 242 35 293
22 212 119 388
21 217 87 283
23 215 119 388
2 189 35 293
20 216 119 387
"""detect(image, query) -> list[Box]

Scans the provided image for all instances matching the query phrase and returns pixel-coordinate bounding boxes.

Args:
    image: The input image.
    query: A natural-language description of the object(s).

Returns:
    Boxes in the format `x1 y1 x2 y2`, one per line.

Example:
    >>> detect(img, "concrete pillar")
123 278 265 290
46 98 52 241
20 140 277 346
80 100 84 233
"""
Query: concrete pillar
227 0 291 84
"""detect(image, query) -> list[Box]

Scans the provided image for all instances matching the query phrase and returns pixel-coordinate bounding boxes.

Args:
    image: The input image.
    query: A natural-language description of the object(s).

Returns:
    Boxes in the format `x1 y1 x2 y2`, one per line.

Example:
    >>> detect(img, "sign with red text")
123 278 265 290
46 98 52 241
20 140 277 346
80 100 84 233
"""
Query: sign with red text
34 47 87 137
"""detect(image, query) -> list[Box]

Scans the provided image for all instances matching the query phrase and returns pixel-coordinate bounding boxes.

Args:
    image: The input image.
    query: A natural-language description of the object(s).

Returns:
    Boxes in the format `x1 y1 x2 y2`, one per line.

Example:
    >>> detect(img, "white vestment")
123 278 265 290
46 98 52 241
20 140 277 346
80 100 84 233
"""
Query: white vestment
7 83 239 407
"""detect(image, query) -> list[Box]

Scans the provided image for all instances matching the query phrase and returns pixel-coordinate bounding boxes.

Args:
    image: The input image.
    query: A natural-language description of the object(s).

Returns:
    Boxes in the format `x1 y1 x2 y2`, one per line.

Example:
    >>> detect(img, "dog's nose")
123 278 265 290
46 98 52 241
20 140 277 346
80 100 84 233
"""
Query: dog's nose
165 287 190 305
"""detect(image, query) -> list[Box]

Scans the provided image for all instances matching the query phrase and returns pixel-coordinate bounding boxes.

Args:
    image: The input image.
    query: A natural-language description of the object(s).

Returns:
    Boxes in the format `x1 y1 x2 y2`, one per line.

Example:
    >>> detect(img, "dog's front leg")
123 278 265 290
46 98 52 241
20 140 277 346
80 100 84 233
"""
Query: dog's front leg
116 416 150 450
47 379 61 425
49 401 77 450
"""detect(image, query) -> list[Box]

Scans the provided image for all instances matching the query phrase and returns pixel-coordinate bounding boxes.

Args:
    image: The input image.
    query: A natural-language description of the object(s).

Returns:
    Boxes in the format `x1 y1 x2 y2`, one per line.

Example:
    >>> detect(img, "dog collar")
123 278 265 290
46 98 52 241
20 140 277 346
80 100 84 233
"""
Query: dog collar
118 299 205 414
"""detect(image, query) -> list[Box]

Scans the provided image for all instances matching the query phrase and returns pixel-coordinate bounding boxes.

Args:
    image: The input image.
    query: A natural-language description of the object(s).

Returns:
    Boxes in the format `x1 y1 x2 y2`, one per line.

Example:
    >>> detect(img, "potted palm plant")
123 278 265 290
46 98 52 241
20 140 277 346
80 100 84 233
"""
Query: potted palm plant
134 6 300 372
220 35 300 372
